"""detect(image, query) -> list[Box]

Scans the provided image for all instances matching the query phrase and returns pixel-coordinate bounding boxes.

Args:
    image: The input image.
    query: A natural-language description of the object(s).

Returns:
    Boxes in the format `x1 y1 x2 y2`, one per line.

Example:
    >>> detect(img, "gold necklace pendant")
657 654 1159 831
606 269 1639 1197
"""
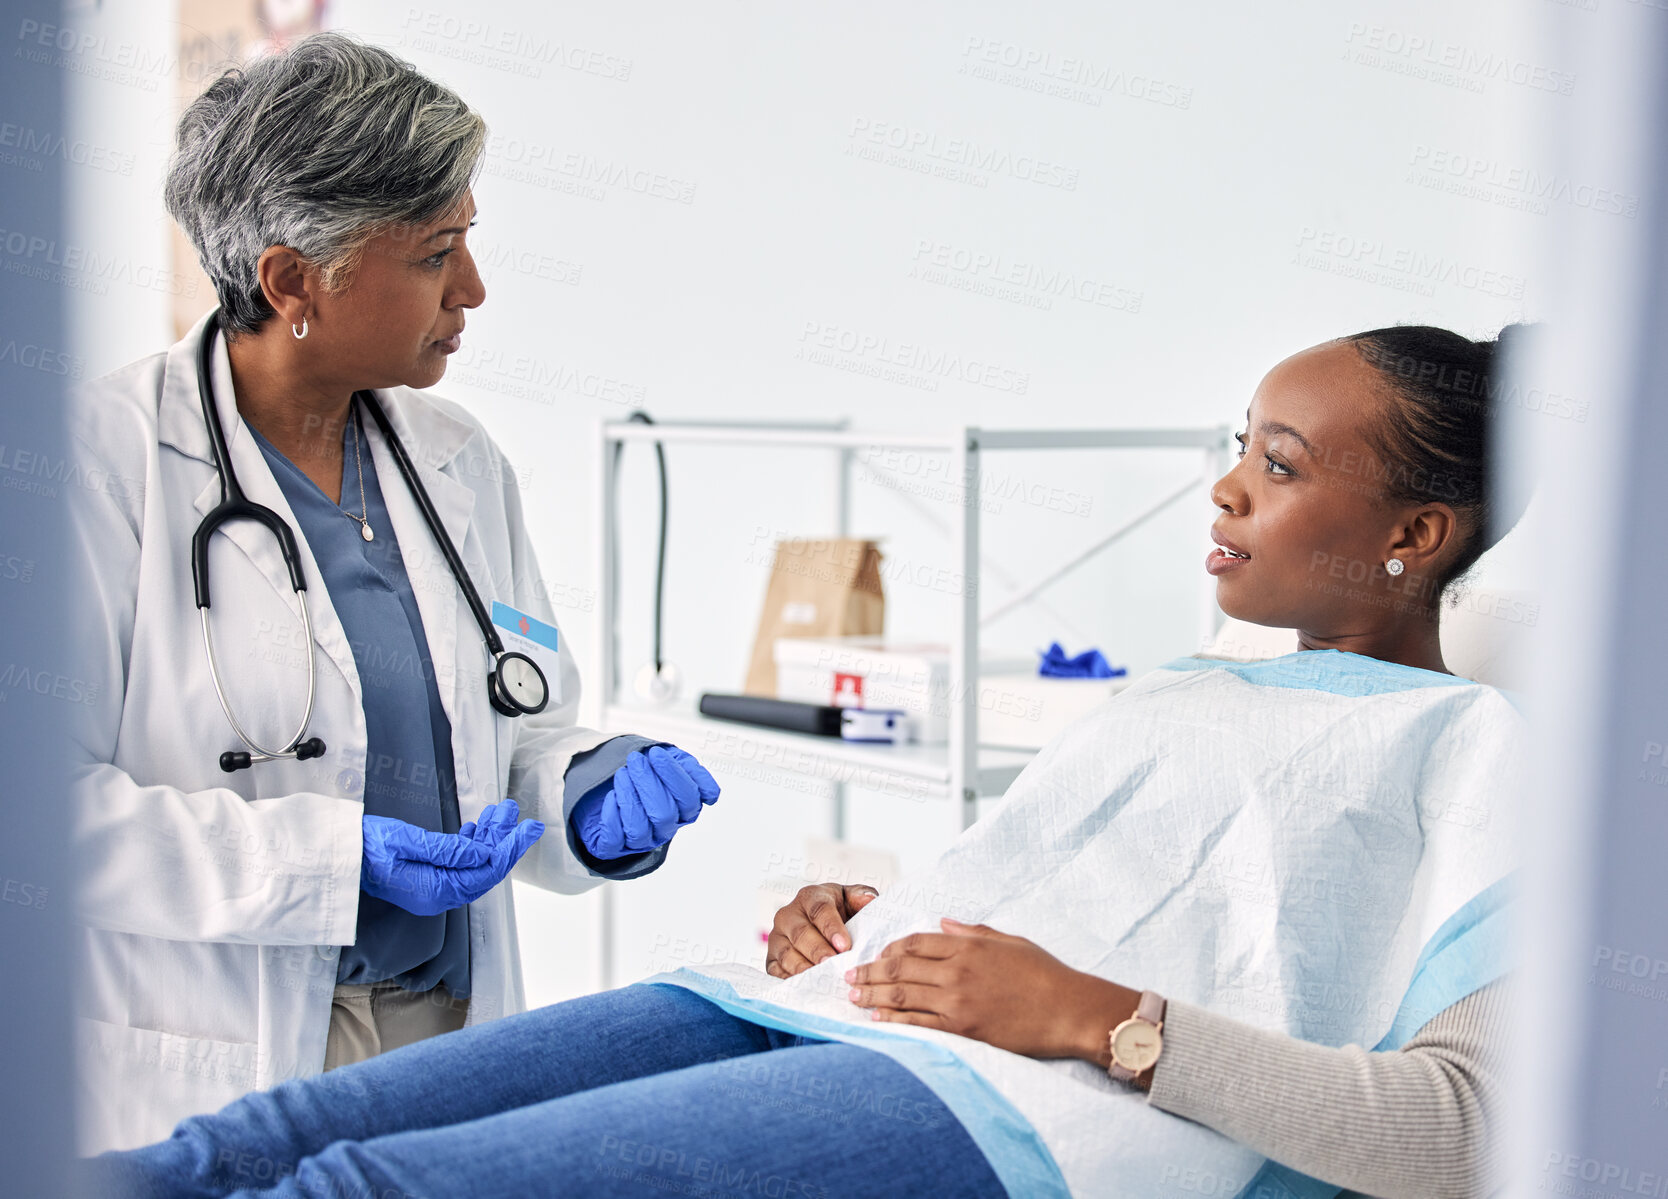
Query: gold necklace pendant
360 522 374 543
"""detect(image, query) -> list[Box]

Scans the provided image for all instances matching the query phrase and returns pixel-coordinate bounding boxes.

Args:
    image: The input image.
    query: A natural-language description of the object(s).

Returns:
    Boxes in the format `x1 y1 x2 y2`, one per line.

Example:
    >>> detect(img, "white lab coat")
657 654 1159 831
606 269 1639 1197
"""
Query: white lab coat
67 310 624 1153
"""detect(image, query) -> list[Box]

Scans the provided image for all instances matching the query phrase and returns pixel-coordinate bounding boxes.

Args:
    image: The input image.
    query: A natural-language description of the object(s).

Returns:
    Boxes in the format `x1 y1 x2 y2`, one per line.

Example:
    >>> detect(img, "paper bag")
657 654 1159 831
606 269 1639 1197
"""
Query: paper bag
744 538 885 696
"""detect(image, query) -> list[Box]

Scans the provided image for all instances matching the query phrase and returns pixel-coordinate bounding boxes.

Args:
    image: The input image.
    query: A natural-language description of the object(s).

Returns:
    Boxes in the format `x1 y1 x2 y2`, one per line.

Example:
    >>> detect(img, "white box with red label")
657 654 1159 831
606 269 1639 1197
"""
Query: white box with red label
773 636 951 742
772 636 1029 744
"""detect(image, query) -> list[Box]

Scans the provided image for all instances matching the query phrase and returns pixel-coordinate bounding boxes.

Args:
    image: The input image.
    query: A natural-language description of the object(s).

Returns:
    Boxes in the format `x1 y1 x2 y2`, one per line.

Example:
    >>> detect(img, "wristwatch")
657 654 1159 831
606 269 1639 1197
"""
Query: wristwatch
1107 990 1166 1083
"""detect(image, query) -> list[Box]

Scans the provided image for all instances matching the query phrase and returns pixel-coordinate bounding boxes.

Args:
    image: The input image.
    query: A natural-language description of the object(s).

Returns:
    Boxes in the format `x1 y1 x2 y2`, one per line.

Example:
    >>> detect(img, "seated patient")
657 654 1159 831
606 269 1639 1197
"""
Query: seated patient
89 325 1530 1199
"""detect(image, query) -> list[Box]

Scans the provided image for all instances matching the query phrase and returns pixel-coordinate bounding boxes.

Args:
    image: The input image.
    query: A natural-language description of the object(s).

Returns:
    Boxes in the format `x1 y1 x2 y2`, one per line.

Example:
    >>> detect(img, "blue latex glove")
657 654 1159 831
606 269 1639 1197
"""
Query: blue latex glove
456 798 525 848
571 745 720 860
361 802 544 917
1037 641 1127 679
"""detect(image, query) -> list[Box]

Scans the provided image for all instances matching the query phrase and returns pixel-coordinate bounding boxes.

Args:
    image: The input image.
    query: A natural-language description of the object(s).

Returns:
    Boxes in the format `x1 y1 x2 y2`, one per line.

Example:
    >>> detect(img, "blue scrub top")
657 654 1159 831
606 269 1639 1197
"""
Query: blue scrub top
250 406 470 997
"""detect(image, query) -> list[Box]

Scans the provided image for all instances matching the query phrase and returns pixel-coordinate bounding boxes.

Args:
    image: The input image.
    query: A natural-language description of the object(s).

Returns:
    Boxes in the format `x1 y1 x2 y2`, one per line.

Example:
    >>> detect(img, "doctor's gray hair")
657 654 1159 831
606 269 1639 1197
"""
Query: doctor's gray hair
165 32 486 336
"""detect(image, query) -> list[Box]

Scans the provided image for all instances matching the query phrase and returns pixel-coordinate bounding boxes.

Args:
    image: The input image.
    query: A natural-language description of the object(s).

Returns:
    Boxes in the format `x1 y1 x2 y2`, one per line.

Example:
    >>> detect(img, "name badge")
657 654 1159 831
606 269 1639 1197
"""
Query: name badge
491 601 563 706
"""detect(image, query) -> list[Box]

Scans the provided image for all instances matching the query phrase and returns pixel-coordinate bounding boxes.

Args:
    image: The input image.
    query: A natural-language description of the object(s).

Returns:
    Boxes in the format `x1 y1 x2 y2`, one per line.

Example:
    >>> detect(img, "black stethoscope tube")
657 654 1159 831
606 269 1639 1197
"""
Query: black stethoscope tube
192 311 310 607
358 392 507 661
190 310 547 772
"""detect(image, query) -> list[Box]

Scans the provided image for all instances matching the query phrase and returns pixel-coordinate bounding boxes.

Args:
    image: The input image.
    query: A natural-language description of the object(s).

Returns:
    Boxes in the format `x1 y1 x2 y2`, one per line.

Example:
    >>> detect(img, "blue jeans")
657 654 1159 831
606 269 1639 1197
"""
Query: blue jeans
86 983 1008 1199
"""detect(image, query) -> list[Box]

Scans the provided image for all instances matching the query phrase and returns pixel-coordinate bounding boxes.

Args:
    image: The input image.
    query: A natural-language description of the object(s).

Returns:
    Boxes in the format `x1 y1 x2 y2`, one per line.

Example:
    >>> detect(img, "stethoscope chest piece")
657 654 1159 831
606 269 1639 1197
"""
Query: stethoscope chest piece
489 651 549 717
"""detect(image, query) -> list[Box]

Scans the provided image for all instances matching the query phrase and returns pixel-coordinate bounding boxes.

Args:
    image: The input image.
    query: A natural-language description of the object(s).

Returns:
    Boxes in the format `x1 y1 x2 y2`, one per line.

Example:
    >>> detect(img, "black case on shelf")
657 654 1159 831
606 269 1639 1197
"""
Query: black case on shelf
697 693 844 737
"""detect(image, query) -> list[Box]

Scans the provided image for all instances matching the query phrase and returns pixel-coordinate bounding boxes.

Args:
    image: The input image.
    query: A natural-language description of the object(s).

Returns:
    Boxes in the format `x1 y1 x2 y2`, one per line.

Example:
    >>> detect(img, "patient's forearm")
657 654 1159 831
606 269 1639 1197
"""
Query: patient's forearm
1144 979 1510 1199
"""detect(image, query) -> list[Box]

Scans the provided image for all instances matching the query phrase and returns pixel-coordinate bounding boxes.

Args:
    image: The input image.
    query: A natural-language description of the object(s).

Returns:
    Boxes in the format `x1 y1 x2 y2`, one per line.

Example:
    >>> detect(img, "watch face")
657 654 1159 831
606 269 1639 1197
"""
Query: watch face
1111 1020 1162 1072
497 653 548 713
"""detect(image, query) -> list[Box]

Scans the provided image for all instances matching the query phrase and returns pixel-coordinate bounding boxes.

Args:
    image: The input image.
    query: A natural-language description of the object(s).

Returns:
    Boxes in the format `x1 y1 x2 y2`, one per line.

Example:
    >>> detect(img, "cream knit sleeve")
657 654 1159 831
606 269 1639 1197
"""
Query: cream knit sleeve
1145 979 1511 1199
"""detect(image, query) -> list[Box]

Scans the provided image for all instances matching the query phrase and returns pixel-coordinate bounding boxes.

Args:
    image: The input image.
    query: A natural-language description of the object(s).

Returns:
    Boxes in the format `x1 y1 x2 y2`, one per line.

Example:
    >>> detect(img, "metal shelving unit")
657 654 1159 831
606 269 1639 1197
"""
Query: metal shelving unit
591 419 1234 830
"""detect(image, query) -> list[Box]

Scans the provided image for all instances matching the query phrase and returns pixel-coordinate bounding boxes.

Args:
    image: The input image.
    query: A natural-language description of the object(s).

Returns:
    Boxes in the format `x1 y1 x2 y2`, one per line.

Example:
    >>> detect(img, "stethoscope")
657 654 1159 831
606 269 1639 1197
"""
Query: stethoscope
192 310 549 772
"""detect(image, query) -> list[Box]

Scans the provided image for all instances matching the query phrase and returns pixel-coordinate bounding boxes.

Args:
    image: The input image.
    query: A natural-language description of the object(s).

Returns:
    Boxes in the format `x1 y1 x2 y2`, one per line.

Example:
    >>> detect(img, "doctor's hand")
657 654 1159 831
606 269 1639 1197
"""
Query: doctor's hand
766 883 881 978
360 808 544 918
457 799 530 849
570 746 720 860
845 918 1138 1066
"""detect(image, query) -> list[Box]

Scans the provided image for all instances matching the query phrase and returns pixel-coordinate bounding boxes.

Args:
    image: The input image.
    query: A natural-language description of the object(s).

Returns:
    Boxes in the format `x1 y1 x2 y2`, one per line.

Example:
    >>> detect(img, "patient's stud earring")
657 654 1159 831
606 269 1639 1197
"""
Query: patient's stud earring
292 318 309 340
1385 558 1405 576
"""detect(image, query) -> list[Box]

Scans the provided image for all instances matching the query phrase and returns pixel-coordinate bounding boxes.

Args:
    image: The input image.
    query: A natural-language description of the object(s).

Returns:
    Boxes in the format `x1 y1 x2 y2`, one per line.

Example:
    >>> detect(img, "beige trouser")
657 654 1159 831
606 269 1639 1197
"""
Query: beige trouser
322 980 470 1071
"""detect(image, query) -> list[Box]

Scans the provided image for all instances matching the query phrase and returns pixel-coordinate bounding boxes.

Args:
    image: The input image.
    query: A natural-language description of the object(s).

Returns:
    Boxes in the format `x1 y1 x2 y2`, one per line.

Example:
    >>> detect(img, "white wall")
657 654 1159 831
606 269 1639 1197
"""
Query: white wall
70 0 1565 1004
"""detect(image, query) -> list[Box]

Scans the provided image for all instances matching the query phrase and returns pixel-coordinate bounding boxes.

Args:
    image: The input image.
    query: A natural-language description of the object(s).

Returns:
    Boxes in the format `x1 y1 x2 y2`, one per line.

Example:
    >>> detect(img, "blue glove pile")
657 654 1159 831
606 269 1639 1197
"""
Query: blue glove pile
361 799 543 917
571 745 720 860
1037 642 1127 679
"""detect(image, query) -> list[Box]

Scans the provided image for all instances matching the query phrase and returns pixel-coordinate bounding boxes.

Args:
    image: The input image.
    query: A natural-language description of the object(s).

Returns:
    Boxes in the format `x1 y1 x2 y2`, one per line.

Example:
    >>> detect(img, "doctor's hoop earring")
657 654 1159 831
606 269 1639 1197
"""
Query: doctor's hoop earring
292 318 309 340
1385 558 1405 576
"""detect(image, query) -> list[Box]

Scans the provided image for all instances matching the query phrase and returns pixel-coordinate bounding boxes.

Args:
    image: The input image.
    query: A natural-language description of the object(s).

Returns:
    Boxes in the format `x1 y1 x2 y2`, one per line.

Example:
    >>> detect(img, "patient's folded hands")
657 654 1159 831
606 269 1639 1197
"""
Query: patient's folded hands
763 886 1137 1071
765 882 880 977
845 918 1138 1067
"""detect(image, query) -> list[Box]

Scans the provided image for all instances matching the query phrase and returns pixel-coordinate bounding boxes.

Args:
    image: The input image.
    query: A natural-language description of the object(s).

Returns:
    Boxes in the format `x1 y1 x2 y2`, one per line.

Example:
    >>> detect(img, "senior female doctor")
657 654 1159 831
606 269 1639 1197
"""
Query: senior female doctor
65 33 718 1153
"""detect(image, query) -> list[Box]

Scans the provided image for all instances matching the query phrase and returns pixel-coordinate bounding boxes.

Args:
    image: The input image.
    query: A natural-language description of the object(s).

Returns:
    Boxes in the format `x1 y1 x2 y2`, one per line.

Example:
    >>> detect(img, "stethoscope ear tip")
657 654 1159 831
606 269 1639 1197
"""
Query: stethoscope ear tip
218 740 326 771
